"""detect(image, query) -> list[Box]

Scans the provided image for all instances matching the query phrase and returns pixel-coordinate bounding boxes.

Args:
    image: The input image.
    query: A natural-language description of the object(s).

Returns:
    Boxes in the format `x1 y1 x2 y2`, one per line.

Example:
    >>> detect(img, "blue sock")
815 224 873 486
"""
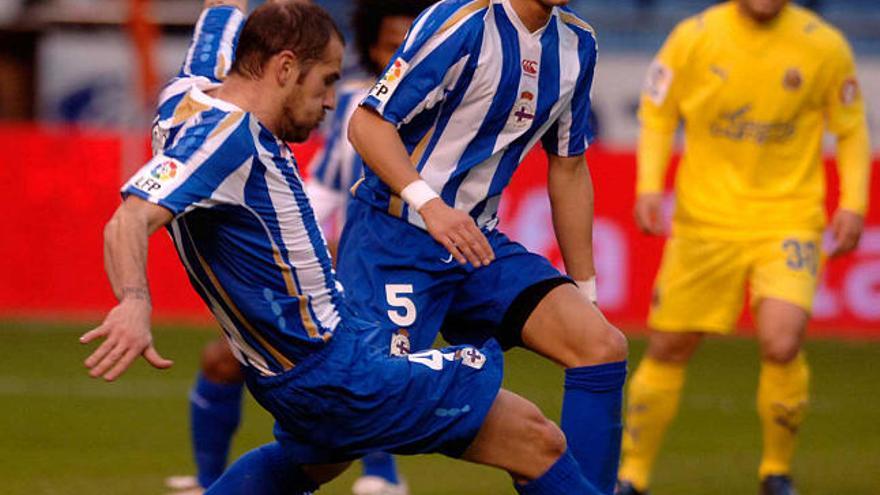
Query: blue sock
205 442 318 495
361 452 399 484
515 449 602 495
190 372 244 488
560 361 627 495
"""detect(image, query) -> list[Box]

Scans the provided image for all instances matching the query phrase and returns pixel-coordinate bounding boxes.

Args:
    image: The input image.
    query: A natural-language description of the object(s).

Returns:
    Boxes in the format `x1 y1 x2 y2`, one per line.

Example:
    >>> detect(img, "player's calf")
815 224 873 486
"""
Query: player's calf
462 390 600 494
201 339 244 384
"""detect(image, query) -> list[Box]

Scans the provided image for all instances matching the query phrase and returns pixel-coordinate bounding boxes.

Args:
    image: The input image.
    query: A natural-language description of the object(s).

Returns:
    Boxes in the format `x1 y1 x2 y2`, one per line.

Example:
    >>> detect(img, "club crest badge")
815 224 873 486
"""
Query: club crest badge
782 68 802 91
510 91 536 129
840 77 859 105
390 329 411 357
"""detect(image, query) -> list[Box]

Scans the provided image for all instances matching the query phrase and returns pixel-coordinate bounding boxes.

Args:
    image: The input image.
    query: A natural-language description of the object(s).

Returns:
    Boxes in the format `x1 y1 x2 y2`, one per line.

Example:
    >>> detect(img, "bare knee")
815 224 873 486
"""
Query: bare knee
201 339 244 384
584 323 629 365
760 333 802 364
646 331 702 363
516 408 567 481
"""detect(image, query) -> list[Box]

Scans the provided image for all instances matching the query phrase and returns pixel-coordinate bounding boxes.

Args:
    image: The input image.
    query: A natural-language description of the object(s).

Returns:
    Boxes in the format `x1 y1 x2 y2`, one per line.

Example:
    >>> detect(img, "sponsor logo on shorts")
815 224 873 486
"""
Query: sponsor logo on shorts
456 347 486 370
390 329 411 357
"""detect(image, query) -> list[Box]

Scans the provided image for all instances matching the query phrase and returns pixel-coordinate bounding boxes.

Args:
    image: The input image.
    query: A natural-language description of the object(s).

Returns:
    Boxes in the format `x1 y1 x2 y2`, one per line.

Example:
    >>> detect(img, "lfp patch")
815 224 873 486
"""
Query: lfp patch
150 160 178 181
370 57 410 104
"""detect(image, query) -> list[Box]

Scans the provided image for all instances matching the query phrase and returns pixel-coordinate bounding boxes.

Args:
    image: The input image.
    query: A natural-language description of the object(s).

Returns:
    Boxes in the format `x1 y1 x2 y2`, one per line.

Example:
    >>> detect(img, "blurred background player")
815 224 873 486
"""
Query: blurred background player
165 1 431 494
617 1 871 494
84 1 605 494
341 0 628 493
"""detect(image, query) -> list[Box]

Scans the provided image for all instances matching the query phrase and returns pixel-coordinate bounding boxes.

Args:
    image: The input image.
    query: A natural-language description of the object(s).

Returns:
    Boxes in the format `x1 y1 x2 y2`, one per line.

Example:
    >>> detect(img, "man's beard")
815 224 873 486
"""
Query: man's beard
280 124 312 143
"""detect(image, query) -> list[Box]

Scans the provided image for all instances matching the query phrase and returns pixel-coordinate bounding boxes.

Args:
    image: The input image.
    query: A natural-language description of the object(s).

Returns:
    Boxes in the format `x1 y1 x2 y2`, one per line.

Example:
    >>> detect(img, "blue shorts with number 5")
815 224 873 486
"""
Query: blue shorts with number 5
337 198 571 354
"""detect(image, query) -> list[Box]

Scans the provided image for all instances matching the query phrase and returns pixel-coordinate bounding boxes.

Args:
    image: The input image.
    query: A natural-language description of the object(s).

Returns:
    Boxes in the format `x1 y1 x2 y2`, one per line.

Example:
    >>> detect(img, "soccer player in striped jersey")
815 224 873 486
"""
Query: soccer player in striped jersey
617 1 871 494
339 1 629 493
81 2 603 494
164 2 429 493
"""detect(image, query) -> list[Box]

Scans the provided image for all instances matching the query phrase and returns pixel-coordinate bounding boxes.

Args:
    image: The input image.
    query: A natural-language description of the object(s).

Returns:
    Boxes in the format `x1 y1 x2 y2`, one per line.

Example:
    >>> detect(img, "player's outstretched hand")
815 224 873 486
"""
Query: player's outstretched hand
829 209 864 257
79 298 173 381
634 193 664 236
419 198 495 268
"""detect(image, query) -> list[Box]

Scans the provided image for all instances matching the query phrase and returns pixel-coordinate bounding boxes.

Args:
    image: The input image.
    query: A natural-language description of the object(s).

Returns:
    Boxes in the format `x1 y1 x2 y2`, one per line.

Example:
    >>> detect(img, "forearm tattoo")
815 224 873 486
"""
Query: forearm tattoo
120 287 151 303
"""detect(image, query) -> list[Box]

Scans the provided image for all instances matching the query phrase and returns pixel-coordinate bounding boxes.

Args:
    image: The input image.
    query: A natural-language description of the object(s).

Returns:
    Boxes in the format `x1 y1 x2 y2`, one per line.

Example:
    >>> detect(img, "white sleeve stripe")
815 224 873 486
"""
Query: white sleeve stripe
126 114 246 203
217 9 245 79
399 55 471 125
182 11 208 76
403 2 444 53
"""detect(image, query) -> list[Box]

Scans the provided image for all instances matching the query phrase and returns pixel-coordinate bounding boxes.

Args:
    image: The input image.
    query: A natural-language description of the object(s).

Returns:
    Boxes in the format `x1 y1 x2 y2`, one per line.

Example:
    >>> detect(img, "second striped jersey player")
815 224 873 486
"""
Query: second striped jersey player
339 1 629 493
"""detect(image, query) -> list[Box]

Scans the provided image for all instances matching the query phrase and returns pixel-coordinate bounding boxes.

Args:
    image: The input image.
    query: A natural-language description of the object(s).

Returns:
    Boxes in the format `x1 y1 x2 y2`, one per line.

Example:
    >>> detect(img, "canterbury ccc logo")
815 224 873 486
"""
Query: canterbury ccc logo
522 59 538 75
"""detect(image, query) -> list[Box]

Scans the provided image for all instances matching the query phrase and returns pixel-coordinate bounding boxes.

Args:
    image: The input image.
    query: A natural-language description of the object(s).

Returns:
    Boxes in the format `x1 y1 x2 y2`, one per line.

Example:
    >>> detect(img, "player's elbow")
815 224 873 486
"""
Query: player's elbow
347 107 369 154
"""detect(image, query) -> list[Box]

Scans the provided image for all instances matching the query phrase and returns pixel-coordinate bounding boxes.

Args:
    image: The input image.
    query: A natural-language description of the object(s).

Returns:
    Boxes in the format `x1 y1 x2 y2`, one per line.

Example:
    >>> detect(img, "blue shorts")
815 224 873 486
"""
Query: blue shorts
245 323 503 463
337 199 571 354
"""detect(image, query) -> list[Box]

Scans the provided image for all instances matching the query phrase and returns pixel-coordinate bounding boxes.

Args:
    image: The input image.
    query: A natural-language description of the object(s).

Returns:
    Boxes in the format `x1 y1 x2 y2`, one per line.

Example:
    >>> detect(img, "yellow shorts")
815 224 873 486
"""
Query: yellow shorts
648 233 823 333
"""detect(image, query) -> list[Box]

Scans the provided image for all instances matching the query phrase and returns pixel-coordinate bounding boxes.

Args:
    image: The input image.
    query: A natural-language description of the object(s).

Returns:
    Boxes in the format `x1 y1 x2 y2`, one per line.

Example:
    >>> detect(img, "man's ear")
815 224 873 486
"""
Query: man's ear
274 50 301 87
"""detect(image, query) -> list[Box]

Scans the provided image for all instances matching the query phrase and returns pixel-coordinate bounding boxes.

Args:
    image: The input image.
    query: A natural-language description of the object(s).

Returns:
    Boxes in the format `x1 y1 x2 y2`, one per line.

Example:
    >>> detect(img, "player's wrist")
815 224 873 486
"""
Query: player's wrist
119 286 152 306
575 276 597 305
401 179 440 212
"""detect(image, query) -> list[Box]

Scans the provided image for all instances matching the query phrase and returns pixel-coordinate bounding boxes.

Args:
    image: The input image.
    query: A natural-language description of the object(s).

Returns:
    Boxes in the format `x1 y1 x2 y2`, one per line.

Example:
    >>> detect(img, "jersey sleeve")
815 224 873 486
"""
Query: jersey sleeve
360 2 483 126
823 33 867 136
542 32 597 157
122 114 252 215
178 6 246 82
637 18 696 133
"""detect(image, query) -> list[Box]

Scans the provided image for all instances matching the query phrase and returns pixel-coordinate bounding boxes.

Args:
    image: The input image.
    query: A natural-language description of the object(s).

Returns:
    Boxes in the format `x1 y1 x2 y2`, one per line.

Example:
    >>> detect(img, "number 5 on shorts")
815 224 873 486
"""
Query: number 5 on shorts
386 284 417 327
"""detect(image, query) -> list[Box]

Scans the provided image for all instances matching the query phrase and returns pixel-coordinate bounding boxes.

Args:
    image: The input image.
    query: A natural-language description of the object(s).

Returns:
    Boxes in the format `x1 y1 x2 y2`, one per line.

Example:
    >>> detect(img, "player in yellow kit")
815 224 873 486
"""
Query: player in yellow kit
616 1 871 494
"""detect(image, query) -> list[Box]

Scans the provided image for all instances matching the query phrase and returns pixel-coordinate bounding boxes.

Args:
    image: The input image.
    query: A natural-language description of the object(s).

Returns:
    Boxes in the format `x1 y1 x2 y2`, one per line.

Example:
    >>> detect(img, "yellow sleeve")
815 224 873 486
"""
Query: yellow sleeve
637 126 675 194
823 33 872 214
637 20 694 133
836 124 871 215
636 19 694 194
824 34 867 136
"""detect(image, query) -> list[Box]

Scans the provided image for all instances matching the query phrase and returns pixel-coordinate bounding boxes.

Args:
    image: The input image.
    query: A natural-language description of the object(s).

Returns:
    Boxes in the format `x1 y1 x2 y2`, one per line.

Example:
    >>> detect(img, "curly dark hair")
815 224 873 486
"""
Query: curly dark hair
352 0 436 76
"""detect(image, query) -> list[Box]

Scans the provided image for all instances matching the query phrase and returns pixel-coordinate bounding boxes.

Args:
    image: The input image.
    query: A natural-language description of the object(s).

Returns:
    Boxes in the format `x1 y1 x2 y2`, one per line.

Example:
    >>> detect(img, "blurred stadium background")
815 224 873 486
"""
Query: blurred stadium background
0 0 878 493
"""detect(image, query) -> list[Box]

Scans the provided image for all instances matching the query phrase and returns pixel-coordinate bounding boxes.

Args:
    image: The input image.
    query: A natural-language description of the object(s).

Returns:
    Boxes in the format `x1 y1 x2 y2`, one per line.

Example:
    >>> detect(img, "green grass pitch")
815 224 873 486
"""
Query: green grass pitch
1 320 878 494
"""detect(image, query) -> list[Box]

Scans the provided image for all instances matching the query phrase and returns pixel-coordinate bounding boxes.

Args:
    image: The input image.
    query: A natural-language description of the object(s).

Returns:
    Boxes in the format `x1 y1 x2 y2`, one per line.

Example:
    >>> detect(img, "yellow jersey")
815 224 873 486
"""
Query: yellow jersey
638 2 867 239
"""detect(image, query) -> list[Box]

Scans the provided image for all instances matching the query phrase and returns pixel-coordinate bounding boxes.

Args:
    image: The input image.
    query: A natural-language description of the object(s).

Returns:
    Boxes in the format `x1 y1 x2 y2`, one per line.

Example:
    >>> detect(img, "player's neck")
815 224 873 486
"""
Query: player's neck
508 0 554 33
735 2 785 26
211 75 284 137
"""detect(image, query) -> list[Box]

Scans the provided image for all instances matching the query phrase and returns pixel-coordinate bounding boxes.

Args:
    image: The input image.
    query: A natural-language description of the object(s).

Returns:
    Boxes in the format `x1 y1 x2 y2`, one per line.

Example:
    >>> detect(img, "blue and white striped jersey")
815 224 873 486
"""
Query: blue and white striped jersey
306 79 370 235
357 0 597 231
123 6 343 376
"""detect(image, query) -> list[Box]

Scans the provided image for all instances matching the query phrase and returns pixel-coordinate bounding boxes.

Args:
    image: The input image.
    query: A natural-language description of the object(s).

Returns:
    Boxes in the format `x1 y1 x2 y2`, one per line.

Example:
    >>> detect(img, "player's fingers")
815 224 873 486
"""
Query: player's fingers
442 235 468 265
469 225 495 264
144 346 174 370
84 337 116 368
79 325 108 345
451 230 484 267
454 228 485 267
103 348 141 382
648 204 664 235
839 226 861 254
89 342 126 378
634 206 653 234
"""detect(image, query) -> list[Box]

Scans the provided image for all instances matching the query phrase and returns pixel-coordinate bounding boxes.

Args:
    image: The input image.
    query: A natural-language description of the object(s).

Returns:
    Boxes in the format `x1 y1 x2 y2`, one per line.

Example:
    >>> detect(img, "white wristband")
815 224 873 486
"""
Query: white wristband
576 277 598 304
401 179 439 212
